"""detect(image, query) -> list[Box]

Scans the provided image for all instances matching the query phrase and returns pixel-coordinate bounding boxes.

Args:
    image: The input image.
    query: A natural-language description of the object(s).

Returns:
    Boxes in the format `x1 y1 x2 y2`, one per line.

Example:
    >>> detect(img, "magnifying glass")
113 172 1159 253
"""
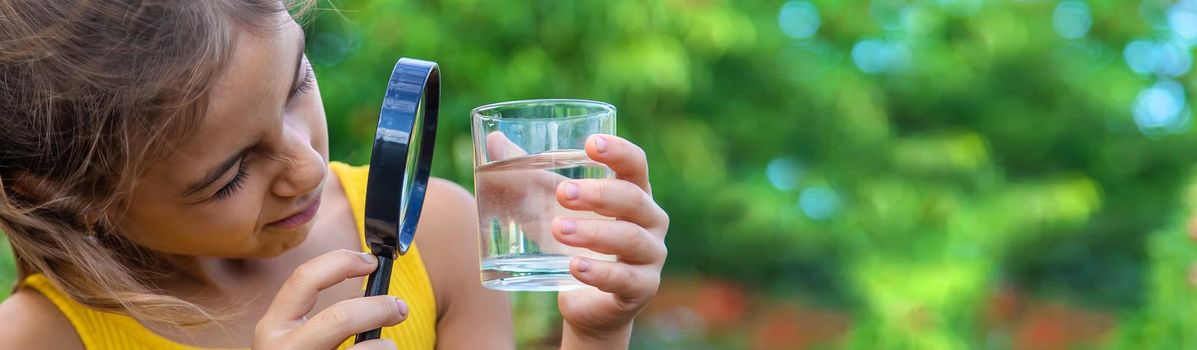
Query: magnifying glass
355 57 439 343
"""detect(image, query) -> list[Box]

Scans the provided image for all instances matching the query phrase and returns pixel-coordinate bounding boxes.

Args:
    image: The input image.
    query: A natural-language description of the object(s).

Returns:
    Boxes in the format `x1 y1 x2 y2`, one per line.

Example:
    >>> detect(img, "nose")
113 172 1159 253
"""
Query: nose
271 137 325 199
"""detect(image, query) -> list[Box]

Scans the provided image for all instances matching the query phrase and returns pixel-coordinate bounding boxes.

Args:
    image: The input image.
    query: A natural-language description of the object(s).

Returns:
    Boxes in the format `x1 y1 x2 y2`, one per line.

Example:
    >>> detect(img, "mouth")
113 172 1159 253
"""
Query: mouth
266 195 322 230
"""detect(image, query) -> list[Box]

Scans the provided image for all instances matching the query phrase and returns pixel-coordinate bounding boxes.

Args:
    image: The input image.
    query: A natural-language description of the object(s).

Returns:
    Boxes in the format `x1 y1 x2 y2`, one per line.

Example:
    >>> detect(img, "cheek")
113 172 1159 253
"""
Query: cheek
119 193 267 256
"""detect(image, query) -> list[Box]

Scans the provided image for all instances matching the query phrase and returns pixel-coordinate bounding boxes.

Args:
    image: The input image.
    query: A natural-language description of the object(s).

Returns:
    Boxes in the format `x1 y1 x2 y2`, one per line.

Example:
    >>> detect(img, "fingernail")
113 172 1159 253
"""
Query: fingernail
564 182 580 200
359 252 377 265
561 219 577 235
577 258 591 273
394 298 409 317
594 136 608 153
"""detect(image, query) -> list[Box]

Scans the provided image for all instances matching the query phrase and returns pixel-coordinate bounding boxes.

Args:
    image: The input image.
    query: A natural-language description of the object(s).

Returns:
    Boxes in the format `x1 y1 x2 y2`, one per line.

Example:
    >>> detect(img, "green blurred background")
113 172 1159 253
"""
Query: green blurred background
7 0 1197 348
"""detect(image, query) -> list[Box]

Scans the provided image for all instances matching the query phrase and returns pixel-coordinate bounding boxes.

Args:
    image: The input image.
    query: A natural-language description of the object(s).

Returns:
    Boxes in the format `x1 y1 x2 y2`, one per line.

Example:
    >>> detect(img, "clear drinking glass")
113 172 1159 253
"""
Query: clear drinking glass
472 99 617 291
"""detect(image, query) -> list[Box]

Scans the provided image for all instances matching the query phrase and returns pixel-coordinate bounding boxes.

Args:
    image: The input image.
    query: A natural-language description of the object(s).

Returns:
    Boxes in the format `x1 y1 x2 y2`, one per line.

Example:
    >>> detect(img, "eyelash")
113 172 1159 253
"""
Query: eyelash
213 159 249 200
288 61 315 102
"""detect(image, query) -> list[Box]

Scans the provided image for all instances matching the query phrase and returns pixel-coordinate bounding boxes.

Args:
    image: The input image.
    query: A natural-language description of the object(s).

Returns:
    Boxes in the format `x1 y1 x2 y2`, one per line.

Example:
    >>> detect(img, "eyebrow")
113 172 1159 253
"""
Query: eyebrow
181 147 250 197
180 32 306 198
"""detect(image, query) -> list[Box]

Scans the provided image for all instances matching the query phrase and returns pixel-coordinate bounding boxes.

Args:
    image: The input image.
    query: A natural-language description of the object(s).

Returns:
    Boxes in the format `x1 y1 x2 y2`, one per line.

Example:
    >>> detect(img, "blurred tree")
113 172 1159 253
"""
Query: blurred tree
299 0 1197 348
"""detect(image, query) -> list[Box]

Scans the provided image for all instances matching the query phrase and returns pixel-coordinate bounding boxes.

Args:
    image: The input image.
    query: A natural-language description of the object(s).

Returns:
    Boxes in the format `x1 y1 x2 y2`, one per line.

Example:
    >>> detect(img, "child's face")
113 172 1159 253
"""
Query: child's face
116 13 330 258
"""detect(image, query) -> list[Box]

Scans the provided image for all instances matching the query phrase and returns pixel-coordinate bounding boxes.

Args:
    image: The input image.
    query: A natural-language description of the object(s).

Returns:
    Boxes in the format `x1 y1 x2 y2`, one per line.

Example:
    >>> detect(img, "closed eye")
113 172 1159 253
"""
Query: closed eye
212 158 249 200
287 58 314 104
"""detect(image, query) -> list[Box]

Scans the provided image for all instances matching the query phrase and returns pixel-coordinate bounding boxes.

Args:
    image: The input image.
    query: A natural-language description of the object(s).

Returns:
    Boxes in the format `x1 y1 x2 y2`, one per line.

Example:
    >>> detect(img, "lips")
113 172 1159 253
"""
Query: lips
267 196 321 230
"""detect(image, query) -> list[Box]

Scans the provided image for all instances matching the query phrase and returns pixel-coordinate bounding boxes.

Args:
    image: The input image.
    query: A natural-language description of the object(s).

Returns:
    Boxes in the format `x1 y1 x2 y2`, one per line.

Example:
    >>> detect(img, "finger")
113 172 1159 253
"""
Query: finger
347 339 397 350
557 179 668 230
571 257 659 301
291 296 408 350
552 217 666 265
481 130 566 193
486 131 528 161
261 249 378 324
585 134 651 194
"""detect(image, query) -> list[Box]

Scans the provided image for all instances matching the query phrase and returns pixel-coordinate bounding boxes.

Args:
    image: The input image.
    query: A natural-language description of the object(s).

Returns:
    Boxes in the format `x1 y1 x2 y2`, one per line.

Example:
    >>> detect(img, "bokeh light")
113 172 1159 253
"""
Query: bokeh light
1132 79 1190 135
1053 1 1092 39
799 186 841 220
1169 3 1197 44
766 157 802 191
852 39 911 74
1123 39 1193 77
779 1 821 40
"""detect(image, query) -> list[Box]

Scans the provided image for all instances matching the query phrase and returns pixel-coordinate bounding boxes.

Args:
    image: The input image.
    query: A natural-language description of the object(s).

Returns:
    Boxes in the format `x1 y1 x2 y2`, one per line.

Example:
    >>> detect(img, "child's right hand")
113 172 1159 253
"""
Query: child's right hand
253 249 407 350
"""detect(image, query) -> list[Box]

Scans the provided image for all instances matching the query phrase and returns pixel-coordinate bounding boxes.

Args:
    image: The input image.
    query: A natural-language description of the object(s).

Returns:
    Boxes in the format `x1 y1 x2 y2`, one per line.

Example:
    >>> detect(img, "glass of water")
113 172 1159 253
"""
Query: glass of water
471 99 616 291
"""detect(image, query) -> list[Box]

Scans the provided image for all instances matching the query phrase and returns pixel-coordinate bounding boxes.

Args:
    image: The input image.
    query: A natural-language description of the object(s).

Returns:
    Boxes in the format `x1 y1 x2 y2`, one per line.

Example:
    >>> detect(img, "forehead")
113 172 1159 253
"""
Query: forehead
204 22 301 129
145 14 302 180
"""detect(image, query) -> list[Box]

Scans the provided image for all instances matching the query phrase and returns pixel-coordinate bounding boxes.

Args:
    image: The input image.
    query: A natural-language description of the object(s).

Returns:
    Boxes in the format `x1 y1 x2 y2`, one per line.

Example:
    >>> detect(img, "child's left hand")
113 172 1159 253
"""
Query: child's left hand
551 134 669 348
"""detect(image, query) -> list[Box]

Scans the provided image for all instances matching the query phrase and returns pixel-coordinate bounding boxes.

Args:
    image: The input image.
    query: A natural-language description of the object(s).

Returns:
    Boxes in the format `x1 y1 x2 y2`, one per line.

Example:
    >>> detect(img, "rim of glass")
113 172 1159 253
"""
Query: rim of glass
471 99 615 121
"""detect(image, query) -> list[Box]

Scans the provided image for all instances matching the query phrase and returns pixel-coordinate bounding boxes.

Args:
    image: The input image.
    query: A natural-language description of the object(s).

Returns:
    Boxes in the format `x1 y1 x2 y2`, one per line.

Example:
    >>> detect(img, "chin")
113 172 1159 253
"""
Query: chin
258 225 312 257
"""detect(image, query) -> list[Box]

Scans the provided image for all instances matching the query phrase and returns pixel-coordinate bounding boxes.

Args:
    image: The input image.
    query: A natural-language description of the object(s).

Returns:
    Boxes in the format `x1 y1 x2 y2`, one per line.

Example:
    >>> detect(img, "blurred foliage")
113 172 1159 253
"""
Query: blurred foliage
304 0 1197 348
0 237 10 300
1111 172 1197 349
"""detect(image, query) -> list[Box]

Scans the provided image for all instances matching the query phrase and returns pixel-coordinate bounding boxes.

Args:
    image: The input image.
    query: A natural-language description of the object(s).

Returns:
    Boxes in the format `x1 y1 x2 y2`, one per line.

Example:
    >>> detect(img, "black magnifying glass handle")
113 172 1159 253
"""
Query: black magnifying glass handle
356 253 393 341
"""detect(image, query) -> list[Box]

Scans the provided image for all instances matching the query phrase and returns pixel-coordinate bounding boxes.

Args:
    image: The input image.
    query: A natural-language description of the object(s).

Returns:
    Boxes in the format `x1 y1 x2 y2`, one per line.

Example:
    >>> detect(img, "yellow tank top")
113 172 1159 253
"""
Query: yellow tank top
21 162 438 349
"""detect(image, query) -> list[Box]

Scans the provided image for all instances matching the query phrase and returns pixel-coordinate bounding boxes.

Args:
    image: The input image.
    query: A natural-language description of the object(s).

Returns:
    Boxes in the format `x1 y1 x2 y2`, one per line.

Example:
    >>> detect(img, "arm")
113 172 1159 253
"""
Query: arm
0 288 85 349
419 178 514 349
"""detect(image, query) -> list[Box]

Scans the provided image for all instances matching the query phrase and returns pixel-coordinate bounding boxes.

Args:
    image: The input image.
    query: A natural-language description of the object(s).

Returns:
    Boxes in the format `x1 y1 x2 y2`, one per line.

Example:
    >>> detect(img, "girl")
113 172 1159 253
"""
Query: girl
0 1 669 349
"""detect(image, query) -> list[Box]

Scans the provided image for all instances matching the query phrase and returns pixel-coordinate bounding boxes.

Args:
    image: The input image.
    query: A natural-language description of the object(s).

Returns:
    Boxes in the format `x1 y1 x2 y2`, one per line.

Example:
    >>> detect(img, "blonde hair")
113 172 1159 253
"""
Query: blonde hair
0 0 314 327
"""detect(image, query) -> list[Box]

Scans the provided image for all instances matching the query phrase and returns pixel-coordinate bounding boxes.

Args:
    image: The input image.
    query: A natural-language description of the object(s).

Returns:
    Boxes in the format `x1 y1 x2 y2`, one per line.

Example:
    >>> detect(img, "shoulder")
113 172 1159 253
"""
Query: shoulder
416 178 479 311
0 288 84 349
427 177 474 204
415 178 513 343
416 178 476 249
